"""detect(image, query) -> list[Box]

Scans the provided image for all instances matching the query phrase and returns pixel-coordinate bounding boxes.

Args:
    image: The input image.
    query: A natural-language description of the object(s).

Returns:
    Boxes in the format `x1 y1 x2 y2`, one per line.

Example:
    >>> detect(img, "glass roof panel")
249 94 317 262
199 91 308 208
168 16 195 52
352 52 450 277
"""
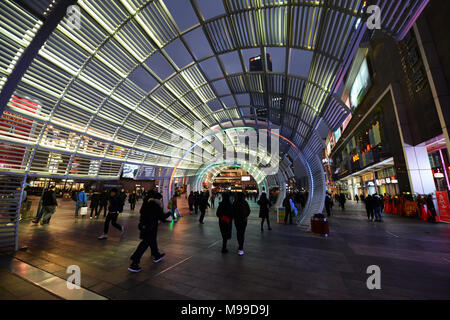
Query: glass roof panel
219 51 243 75
128 65 158 92
163 0 198 32
144 51 175 80
211 79 230 96
266 47 286 73
221 95 236 108
207 99 223 112
163 38 194 69
199 57 223 81
197 0 226 20
289 49 313 78
183 27 213 60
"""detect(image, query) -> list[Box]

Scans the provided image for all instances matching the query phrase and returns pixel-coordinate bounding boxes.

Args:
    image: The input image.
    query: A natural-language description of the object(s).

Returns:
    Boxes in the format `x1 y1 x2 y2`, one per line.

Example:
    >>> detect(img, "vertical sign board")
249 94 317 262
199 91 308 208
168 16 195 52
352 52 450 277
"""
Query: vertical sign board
436 191 450 223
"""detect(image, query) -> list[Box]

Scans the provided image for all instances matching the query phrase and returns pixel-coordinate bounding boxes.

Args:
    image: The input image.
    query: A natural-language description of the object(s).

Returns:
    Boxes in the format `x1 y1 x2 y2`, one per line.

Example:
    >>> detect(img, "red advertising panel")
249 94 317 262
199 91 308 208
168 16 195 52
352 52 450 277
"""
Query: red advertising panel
436 191 450 223
0 95 38 170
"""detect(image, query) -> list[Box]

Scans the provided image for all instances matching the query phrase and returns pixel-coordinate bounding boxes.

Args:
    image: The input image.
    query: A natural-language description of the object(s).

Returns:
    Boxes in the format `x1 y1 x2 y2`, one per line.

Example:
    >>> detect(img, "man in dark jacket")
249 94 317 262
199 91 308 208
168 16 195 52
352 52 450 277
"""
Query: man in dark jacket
233 193 251 256
128 191 137 211
90 191 100 219
98 188 124 240
193 192 200 215
40 186 58 225
216 193 233 253
373 194 384 222
98 190 109 218
198 192 210 224
128 191 171 272
119 189 127 212
257 192 271 231
364 194 374 221
325 193 333 217
283 194 293 224
188 191 194 214
339 193 346 211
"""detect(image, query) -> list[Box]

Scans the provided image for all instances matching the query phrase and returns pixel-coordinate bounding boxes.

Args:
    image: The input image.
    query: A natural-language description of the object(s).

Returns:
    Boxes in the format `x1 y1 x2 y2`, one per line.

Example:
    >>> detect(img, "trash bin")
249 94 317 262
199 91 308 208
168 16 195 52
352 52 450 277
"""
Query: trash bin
311 214 329 237
277 207 285 223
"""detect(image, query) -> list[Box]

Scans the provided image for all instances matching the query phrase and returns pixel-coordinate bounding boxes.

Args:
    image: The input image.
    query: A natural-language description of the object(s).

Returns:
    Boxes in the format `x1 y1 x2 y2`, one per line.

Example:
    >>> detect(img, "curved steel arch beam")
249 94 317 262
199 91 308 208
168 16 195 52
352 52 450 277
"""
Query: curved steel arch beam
0 0 77 115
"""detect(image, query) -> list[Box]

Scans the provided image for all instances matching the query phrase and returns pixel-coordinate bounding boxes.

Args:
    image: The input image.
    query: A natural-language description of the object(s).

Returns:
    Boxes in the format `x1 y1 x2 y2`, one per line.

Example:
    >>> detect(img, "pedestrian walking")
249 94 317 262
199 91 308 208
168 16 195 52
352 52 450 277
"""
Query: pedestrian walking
364 194 375 221
210 193 216 209
119 189 127 212
339 193 346 211
98 188 124 240
325 193 333 217
233 192 251 256
188 191 194 214
257 192 271 231
129 190 137 211
128 191 171 272
216 193 233 253
198 192 210 224
283 194 293 224
194 192 200 215
98 190 109 218
373 194 384 222
75 188 87 219
40 185 58 225
90 191 100 219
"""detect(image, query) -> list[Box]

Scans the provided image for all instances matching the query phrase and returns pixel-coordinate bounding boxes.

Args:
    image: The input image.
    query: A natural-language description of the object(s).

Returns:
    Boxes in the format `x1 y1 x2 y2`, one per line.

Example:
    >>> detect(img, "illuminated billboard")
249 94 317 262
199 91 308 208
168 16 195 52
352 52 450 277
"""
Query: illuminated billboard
350 58 371 110
122 164 140 179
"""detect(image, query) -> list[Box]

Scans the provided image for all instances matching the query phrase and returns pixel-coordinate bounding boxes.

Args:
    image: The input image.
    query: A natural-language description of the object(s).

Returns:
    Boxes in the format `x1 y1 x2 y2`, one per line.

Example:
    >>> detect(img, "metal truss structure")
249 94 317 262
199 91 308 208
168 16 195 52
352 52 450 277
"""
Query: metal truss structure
0 0 429 220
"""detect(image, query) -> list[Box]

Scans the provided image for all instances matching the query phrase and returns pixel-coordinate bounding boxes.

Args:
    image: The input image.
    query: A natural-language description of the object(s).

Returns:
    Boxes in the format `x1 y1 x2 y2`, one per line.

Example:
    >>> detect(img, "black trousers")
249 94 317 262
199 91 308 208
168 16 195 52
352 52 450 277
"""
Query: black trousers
90 206 98 217
325 206 331 217
260 215 271 229
194 204 199 215
130 202 136 210
284 210 293 223
130 231 159 264
366 208 374 220
199 208 206 223
235 220 247 250
98 204 107 217
104 212 122 234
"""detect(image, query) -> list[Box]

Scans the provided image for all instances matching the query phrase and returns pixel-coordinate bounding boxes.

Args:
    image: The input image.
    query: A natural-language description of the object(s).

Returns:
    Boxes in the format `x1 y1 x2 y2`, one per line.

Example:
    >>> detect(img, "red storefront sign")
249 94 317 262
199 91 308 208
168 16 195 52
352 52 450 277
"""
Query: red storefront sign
436 191 450 223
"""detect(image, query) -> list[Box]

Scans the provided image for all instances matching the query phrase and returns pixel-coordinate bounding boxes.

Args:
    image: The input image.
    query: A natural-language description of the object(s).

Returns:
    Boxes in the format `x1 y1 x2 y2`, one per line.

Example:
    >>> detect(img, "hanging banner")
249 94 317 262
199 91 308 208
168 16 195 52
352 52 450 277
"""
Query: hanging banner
436 191 450 223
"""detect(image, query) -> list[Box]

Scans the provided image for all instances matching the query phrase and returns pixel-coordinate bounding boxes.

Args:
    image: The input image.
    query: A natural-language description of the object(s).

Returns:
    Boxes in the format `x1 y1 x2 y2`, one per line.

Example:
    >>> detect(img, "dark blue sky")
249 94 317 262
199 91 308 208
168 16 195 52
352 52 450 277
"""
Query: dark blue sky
129 0 314 106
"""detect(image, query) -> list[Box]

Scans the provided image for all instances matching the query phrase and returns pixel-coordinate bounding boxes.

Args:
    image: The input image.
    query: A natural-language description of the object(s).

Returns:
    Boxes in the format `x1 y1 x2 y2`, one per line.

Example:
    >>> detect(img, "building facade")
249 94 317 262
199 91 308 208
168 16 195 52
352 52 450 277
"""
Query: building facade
324 2 450 204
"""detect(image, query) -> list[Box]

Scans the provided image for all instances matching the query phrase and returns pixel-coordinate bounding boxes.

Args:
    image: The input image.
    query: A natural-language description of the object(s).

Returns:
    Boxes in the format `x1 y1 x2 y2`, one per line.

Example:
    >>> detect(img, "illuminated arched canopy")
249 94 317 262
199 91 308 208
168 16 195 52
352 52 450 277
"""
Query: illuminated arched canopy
0 0 429 180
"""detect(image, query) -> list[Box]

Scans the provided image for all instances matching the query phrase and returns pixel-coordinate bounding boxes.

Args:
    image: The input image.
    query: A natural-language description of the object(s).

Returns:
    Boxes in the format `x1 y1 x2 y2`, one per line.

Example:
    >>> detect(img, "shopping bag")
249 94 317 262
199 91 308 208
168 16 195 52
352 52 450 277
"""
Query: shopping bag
220 215 231 224
80 206 88 216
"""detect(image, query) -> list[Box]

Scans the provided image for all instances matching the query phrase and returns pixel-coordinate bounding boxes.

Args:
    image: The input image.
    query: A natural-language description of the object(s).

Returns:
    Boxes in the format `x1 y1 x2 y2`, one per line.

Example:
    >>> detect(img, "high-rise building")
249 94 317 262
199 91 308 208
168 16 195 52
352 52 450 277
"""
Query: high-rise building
249 54 272 72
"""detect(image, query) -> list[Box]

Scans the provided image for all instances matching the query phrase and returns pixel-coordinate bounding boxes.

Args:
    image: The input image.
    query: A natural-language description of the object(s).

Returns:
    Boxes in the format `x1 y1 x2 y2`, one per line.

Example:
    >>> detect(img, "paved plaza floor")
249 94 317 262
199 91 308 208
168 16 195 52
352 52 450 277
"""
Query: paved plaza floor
0 196 449 300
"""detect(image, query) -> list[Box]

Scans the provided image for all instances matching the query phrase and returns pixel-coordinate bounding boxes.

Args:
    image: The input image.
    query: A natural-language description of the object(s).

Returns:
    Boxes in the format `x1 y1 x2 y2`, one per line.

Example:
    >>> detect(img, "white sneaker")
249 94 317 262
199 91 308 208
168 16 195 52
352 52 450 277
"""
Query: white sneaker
90 217 93 220
238 250 244 256
6 222 15 227
97 234 108 240
120 226 125 235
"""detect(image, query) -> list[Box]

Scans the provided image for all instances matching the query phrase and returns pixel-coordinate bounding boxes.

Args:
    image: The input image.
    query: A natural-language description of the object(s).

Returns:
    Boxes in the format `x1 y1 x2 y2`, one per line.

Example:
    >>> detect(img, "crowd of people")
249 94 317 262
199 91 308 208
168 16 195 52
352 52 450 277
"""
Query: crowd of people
24 185 304 273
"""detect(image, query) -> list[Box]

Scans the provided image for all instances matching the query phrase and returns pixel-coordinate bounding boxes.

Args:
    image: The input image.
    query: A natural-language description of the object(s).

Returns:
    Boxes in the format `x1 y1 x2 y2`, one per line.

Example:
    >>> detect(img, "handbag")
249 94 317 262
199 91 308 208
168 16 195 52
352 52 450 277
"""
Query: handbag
220 215 231 224
80 206 88 216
